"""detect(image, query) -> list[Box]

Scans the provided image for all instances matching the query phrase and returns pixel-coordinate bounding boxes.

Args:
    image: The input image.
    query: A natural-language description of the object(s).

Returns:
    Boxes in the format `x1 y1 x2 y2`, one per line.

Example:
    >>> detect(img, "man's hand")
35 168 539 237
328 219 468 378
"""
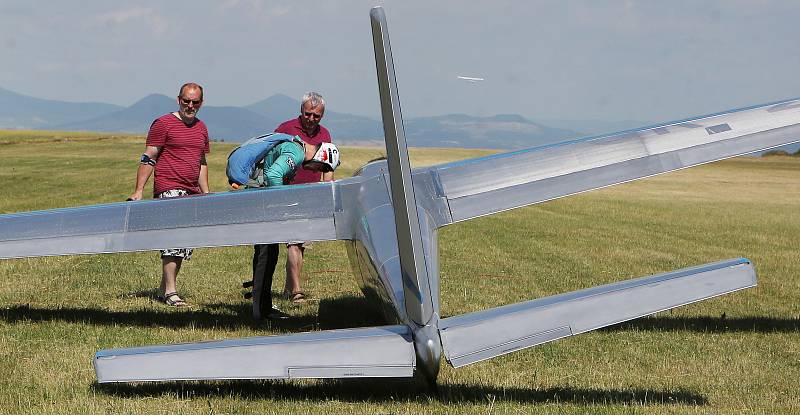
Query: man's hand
127 189 144 201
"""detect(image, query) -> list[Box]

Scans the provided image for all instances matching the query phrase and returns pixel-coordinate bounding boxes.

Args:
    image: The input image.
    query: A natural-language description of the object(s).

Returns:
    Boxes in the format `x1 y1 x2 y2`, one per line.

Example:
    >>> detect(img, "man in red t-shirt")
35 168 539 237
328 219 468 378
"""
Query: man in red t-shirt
128 82 210 307
274 92 333 303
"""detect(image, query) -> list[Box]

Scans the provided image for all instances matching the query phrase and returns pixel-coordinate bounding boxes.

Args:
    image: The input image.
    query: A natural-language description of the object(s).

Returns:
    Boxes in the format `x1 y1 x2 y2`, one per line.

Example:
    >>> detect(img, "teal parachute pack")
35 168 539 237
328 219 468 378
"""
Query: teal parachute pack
226 133 299 187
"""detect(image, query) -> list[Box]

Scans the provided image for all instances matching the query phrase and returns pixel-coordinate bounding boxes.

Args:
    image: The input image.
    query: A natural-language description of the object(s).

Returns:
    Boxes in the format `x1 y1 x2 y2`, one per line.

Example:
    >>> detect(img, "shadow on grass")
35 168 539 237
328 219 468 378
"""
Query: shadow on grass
93 378 707 405
0 294 386 333
3 297 798 334
603 315 800 333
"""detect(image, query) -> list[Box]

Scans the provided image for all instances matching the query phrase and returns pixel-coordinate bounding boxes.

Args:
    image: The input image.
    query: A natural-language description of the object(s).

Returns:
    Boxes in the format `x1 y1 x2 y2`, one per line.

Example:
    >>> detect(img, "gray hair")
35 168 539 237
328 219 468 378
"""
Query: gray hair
301 91 325 111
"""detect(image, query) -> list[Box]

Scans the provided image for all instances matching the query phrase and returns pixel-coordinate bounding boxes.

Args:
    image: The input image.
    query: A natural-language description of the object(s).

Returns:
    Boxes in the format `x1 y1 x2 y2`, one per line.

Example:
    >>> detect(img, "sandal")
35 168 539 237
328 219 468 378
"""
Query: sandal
157 292 189 307
284 291 307 304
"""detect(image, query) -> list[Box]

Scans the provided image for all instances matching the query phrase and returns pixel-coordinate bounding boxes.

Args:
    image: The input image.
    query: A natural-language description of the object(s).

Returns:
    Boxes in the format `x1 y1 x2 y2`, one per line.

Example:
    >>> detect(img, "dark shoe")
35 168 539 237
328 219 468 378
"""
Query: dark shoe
242 280 254 299
266 305 291 320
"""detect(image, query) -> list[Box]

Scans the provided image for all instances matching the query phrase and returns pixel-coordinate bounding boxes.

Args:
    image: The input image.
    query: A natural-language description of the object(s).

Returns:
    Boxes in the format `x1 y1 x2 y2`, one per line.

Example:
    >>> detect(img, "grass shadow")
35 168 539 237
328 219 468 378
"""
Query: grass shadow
4 299 797 334
604 315 800 333
0 293 383 333
0 303 311 332
316 294 388 329
94 378 707 405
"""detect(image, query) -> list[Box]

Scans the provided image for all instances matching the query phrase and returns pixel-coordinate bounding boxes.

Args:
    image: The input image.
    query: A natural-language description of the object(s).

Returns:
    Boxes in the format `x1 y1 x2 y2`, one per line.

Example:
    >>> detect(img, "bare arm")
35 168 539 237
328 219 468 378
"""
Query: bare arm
198 153 210 193
127 146 160 201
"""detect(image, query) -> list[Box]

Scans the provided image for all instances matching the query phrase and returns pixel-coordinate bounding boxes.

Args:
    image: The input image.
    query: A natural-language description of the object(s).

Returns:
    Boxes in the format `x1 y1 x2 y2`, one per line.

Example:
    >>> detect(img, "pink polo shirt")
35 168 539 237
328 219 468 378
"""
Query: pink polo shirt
146 113 210 196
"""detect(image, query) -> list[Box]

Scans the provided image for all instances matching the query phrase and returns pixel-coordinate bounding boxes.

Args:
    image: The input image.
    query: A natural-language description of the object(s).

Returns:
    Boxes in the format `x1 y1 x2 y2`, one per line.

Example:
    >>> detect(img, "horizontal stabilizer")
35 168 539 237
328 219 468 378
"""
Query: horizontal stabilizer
94 325 415 382
439 258 755 367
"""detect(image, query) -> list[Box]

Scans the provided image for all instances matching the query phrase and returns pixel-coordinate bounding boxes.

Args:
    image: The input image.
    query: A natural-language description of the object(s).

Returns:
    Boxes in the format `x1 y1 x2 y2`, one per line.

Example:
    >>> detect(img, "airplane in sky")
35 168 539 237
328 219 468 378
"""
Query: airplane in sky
457 76 485 83
0 7 799 384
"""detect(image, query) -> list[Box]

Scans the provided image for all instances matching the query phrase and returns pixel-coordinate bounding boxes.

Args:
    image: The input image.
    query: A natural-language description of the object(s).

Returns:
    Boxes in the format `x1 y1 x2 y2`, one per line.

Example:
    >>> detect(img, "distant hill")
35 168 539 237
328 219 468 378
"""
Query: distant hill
537 118 652 136
246 95 584 148
199 105 283 141
246 94 383 140
245 93 297 120
0 86 593 148
0 87 122 129
245 96 577 147
404 113 580 149
56 94 284 141
55 94 173 133
0 86 791 155
56 92 379 142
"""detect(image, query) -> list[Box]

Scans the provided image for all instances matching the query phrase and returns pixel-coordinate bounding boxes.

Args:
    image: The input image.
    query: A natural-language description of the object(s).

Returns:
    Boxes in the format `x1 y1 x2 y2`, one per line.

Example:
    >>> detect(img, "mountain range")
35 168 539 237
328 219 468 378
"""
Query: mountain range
0 86 655 149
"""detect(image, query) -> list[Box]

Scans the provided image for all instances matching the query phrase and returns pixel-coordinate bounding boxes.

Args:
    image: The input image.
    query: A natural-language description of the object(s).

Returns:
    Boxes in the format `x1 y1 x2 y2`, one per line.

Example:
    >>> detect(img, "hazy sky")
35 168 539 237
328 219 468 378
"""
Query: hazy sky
2 1 799 124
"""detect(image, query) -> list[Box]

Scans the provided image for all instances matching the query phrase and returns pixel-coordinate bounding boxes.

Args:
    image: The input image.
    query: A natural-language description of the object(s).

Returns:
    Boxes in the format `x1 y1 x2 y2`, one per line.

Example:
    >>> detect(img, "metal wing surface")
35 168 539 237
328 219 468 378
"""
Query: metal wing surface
0 183 338 260
425 98 800 223
95 325 416 382
438 258 756 367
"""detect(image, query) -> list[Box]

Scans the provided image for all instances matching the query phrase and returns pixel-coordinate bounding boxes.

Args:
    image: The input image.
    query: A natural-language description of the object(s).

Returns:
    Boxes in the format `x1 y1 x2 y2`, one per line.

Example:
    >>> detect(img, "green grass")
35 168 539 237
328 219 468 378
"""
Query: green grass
0 130 798 414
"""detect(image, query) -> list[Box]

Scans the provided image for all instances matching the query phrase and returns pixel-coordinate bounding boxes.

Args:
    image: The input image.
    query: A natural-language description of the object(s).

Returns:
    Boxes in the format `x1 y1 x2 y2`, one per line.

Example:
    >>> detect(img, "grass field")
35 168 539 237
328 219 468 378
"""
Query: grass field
0 130 798 414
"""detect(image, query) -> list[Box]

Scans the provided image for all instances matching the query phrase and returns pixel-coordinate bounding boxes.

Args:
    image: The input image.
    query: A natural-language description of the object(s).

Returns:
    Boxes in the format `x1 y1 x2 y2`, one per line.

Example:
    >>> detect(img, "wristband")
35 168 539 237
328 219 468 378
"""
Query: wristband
140 154 156 166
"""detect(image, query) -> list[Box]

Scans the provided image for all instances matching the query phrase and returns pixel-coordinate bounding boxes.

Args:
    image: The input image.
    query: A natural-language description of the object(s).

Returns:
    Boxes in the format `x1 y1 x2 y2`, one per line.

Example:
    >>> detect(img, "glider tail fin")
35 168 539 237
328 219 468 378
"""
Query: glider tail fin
370 6 436 326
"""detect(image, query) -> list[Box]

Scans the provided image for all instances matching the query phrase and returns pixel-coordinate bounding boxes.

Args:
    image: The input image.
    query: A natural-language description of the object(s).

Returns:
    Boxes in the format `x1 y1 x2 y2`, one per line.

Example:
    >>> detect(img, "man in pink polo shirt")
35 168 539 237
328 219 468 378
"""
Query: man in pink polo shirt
274 92 333 303
128 82 210 307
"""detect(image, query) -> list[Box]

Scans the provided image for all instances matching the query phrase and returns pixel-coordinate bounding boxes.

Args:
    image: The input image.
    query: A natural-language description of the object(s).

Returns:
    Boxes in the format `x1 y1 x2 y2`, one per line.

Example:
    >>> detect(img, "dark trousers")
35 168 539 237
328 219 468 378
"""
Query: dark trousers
252 243 279 319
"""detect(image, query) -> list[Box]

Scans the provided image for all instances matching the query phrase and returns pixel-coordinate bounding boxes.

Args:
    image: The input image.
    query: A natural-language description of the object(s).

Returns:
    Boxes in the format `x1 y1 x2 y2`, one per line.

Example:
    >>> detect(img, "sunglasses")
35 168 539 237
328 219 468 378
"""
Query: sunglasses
180 98 202 106
303 111 322 120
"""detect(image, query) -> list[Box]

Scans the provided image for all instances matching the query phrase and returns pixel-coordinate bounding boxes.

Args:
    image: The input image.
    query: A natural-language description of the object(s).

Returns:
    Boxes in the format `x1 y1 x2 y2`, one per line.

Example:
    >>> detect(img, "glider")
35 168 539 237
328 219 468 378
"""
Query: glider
457 76 484 82
0 7 798 384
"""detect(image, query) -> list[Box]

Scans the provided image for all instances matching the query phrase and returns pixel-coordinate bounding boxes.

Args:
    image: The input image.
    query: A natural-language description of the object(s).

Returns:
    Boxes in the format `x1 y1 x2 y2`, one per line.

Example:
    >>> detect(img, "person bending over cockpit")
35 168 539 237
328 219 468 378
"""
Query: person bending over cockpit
227 134 340 320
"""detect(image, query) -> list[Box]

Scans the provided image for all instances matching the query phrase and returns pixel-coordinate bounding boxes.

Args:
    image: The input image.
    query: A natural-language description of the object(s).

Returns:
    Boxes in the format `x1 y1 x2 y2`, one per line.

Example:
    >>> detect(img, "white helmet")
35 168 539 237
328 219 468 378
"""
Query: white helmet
311 142 341 171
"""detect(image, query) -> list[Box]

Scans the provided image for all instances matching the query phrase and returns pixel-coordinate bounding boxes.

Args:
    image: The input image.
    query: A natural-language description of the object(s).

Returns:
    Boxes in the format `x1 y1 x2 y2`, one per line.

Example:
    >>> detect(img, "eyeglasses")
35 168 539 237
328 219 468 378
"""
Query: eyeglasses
180 98 202 106
303 111 322 120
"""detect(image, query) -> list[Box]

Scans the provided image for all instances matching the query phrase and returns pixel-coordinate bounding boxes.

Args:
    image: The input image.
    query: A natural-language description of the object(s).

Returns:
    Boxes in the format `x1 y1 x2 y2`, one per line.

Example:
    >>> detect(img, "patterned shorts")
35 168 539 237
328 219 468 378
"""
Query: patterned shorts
157 189 193 260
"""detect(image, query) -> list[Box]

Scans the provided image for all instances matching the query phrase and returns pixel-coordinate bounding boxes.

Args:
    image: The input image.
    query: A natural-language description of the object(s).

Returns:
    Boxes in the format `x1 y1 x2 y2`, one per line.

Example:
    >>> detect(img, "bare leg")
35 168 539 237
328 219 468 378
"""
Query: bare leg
284 244 305 296
160 256 183 296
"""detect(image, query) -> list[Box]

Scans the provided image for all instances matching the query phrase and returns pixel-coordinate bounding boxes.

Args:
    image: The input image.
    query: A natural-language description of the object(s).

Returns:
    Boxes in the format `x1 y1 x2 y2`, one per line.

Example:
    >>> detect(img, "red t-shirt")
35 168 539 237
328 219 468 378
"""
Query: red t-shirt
274 117 332 185
146 113 210 196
